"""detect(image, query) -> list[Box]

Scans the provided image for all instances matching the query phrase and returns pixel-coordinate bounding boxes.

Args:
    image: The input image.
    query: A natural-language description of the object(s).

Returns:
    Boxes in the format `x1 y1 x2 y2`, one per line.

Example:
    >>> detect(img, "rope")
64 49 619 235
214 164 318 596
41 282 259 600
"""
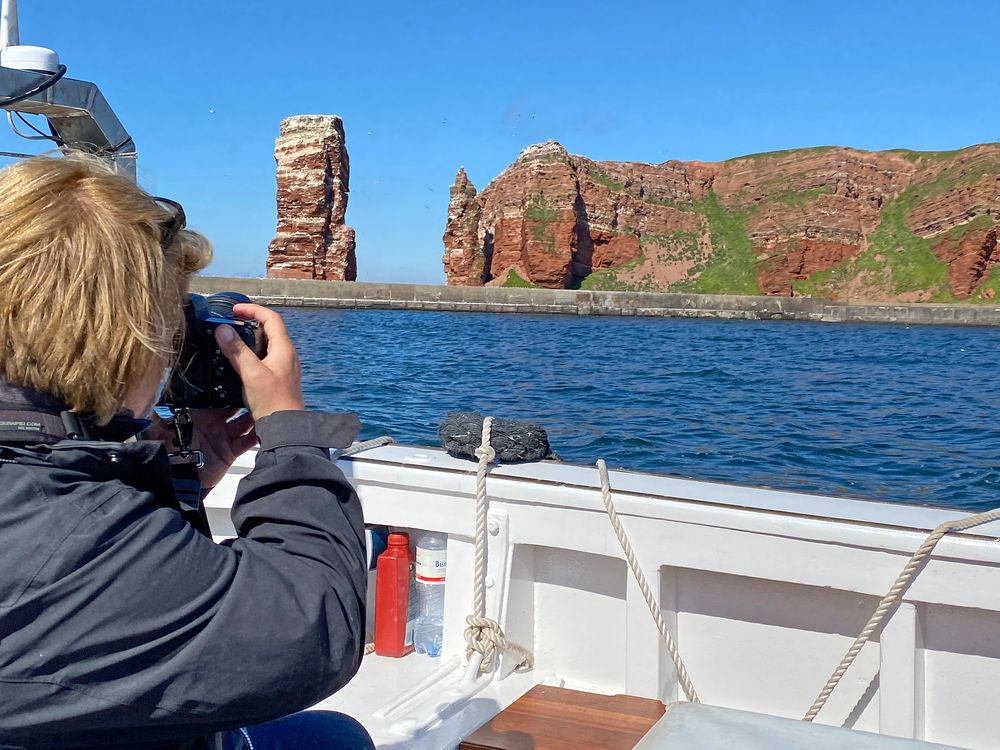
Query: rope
463 417 534 674
343 422 1000 720
340 436 395 456
597 459 700 703
803 505 1000 721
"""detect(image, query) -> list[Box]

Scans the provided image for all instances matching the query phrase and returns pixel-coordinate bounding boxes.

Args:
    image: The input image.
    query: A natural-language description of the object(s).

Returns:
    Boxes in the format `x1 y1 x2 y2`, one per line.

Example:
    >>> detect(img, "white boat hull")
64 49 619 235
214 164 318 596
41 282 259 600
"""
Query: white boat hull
205 445 1000 749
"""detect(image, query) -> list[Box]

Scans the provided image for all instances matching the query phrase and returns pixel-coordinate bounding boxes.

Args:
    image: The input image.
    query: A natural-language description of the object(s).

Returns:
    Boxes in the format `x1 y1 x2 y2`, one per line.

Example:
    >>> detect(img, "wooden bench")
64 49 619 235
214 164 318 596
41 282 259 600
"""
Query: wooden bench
460 685 665 750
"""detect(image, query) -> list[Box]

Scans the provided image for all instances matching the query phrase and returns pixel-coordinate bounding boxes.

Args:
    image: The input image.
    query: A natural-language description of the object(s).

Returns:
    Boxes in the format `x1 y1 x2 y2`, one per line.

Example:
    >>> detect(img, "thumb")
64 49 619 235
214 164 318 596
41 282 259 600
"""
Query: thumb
215 324 263 378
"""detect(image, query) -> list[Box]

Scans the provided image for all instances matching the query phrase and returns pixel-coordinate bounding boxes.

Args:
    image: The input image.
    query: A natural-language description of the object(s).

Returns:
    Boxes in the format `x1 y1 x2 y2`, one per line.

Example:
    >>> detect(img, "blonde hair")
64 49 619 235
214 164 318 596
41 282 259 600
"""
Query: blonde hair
0 152 211 424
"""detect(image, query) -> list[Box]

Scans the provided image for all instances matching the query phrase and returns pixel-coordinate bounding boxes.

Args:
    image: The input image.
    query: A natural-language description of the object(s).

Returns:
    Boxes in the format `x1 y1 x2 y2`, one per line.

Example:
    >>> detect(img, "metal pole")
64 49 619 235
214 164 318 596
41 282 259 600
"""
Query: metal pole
0 0 19 50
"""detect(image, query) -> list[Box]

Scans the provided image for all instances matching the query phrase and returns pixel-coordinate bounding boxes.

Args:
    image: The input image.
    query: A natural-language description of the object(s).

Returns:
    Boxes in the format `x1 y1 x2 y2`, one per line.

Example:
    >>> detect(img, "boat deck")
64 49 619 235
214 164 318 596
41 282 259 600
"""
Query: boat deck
460 685 664 750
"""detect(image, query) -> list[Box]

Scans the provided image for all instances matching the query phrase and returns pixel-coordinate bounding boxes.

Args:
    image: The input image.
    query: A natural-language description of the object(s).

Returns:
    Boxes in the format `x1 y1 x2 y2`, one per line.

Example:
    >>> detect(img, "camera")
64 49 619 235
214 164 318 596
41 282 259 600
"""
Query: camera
158 292 266 410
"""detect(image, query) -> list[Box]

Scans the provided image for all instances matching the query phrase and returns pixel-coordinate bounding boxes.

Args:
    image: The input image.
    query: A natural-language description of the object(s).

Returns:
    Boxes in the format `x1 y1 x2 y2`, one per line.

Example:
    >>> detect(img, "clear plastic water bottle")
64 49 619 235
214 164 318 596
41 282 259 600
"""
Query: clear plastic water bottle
413 532 447 656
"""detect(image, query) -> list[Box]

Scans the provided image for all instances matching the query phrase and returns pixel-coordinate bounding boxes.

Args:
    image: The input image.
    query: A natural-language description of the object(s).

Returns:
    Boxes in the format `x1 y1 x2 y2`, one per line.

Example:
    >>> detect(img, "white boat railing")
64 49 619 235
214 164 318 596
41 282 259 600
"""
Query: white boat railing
205 444 1000 749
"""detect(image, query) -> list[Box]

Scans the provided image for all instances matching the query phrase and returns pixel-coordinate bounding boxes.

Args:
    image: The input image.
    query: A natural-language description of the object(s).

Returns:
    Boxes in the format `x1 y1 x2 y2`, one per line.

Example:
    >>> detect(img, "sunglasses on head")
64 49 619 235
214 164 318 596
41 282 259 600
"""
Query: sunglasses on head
153 197 186 252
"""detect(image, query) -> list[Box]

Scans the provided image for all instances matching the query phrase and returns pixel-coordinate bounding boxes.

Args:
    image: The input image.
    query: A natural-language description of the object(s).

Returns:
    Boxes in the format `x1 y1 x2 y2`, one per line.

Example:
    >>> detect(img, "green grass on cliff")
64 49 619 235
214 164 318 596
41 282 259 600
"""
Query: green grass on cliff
578 230 699 291
579 255 646 291
793 188 952 300
500 269 536 288
790 260 856 299
728 145 836 162
890 146 1000 207
794 146 1000 300
524 197 560 254
524 197 559 224
641 230 702 261
672 192 760 295
884 147 972 163
972 266 1000 302
586 166 624 192
859 191 950 296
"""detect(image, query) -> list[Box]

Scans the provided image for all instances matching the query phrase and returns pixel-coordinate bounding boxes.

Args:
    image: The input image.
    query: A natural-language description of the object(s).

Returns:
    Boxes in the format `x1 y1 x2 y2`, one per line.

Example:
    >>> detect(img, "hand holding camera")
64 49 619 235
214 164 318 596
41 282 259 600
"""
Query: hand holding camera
154 294 305 488
214 303 305 420
158 292 305 421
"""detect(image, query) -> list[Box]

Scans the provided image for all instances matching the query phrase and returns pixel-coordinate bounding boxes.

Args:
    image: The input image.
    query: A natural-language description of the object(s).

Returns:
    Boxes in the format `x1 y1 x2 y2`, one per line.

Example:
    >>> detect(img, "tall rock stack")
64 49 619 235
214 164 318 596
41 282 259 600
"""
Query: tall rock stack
266 115 357 281
441 168 485 285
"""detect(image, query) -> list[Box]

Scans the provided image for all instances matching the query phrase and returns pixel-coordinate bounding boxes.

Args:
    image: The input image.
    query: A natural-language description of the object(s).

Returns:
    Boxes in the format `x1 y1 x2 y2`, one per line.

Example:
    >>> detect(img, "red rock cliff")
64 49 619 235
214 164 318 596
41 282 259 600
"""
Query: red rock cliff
443 141 1000 302
267 115 357 281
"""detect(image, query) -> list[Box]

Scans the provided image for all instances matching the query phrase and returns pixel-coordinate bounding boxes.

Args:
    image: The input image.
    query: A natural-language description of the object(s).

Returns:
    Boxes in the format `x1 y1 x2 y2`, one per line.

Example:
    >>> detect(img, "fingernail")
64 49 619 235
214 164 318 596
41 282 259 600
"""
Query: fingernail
216 325 236 344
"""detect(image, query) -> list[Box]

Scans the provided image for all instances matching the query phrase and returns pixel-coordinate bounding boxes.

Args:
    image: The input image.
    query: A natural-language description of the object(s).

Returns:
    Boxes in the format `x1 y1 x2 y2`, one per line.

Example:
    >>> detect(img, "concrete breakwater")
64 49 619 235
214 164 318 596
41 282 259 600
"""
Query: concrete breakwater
190 276 1000 327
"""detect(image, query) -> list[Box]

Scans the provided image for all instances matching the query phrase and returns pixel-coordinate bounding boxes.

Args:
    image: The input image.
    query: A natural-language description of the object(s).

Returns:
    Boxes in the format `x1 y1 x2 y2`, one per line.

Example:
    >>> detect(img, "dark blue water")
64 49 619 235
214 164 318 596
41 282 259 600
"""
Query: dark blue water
283 308 1000 511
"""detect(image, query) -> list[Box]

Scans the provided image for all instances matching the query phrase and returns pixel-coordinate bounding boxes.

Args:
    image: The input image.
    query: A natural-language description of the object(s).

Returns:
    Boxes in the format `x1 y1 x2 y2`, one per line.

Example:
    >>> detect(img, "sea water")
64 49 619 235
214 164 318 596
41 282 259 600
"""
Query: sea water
285 308 1000 511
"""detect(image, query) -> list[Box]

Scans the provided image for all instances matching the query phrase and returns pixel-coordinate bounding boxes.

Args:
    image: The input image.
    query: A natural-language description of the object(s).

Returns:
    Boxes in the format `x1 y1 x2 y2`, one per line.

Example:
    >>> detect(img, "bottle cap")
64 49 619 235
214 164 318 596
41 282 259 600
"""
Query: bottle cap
387 532 409 547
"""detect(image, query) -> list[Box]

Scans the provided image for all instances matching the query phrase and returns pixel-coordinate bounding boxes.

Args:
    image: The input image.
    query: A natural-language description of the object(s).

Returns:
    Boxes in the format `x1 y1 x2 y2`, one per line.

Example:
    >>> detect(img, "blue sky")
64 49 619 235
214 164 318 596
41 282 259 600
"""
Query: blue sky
1 0 998 283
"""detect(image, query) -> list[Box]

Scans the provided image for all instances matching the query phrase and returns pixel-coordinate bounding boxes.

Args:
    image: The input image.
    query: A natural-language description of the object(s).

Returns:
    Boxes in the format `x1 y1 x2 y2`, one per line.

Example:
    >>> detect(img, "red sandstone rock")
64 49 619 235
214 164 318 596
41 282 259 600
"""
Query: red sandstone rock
444 140 1000 300
932 227 999 298
906 146 1000 237
475 142 579 287
267 115 356 281
757 240 861 297
589 231 642 269
442 168 484 286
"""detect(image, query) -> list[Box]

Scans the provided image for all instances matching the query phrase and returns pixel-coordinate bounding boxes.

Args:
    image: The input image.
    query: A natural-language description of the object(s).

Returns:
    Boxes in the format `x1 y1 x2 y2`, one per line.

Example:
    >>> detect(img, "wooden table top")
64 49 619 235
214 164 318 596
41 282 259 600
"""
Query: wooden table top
460 685 666 750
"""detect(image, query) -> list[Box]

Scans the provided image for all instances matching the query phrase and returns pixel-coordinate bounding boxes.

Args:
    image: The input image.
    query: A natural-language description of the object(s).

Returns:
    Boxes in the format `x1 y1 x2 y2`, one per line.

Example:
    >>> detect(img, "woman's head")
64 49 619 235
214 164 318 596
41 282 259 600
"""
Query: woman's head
0 152 211 424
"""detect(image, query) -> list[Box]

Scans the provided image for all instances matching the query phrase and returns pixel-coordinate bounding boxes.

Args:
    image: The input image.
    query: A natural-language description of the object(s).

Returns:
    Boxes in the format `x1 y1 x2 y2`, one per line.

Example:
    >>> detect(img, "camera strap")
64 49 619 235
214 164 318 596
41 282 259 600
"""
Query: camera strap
163 407 206 517
167 407 204 469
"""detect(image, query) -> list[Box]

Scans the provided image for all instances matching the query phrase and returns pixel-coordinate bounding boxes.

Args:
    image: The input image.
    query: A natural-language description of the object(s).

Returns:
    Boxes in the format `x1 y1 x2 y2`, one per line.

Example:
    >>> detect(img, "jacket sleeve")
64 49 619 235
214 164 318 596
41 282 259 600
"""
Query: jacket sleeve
219 410 368 710
4 410 369 743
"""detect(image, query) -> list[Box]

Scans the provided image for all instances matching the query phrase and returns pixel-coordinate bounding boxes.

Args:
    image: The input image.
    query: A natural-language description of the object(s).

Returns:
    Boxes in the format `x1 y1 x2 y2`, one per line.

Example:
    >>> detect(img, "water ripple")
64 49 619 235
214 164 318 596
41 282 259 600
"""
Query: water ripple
283 308 1000 512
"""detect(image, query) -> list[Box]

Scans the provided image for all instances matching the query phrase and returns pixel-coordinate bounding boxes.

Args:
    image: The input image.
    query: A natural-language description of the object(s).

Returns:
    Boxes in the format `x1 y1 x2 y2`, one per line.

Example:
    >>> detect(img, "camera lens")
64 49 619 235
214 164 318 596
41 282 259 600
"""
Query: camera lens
206 292 252 319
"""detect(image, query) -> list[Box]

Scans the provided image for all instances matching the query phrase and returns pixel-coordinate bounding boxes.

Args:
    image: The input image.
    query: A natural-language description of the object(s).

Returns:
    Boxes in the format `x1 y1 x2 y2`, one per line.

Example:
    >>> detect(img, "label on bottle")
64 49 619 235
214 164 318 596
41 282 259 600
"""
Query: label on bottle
415 546 447 583
405 572 417 647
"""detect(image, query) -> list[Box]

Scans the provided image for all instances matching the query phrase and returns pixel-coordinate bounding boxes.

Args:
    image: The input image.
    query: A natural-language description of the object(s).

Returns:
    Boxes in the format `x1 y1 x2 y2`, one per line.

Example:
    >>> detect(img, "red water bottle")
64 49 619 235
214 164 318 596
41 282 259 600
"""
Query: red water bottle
374 532 416 657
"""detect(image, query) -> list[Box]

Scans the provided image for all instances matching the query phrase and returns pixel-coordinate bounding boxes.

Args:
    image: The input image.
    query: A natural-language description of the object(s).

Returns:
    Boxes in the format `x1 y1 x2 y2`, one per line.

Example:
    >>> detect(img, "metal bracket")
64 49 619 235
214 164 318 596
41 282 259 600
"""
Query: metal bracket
0 66 135 179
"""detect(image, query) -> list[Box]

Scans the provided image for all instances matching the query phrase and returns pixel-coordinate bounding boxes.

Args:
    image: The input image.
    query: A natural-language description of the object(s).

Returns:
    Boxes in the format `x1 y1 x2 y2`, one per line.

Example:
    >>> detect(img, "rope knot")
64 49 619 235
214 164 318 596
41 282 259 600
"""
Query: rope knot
464 615 534 673
464 615 502 669
474 444 496 463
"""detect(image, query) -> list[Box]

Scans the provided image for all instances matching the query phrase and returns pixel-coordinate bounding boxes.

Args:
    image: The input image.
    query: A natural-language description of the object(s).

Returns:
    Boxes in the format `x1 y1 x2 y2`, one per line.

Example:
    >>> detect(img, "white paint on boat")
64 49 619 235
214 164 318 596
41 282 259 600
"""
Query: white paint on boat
205 445 1000 749
635 703 963 749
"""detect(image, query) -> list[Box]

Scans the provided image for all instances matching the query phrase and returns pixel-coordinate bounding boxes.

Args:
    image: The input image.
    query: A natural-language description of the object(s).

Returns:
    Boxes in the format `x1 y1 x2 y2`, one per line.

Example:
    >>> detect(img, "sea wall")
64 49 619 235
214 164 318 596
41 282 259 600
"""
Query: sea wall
190 276 1000 327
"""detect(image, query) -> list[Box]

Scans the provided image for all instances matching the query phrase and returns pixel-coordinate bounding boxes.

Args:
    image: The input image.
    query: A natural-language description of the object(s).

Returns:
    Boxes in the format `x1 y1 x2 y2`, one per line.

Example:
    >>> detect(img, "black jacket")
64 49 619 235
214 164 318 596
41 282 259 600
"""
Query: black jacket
0 383 367 749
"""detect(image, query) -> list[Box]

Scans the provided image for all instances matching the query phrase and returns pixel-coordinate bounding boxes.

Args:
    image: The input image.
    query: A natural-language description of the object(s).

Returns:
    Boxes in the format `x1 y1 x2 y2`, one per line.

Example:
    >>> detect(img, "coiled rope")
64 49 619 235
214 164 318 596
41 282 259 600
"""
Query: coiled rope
803 504 1000 721
597 459 700 703
464 417 534 674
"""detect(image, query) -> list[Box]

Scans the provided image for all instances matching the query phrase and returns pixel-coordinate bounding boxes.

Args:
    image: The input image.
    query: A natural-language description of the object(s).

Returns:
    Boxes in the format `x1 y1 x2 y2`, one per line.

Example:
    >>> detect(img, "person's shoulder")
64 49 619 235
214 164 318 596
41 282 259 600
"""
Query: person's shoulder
0 452 119 514
0 444 178 549
0 455 164 609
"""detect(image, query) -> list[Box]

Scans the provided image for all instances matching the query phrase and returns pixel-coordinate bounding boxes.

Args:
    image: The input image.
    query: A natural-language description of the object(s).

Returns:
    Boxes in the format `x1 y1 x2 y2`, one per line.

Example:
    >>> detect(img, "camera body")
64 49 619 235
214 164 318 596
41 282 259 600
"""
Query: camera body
158 292 265 410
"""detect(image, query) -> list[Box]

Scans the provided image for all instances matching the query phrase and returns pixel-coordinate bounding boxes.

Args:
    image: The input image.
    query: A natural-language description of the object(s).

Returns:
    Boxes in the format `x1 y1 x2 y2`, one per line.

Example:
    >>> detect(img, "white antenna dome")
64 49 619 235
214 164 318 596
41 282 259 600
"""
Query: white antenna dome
0 1 60 73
